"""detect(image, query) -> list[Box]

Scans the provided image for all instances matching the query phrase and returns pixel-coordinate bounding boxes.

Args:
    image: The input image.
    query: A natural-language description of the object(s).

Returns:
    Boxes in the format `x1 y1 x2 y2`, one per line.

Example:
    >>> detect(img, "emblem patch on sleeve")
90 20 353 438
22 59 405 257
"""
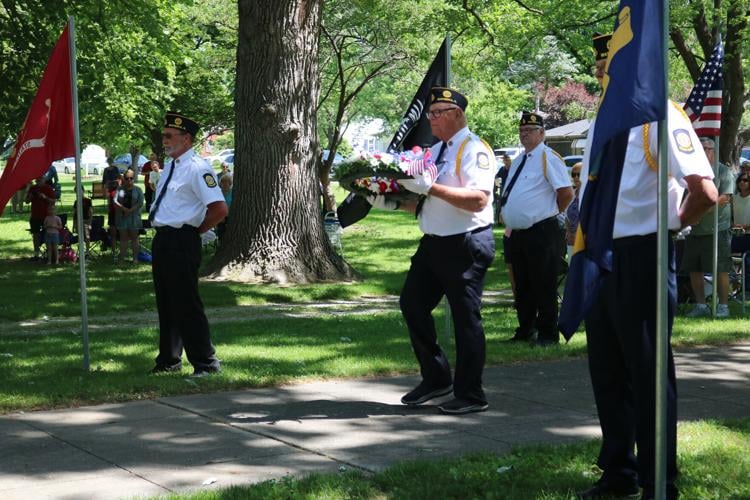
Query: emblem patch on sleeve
203 173 218 187
673 129 695 154
477 152 490 169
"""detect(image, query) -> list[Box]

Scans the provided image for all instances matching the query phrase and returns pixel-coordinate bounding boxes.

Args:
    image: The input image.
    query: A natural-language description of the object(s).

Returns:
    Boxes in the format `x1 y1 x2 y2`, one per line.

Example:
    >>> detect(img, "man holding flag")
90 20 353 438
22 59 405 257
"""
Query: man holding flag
570 27 717 499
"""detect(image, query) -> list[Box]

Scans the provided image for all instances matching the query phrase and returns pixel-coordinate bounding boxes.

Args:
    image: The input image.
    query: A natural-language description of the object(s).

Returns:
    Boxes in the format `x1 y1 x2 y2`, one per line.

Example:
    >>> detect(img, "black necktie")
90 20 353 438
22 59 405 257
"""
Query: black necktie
149 160 175 222
500 154 528 208
415 142 448 217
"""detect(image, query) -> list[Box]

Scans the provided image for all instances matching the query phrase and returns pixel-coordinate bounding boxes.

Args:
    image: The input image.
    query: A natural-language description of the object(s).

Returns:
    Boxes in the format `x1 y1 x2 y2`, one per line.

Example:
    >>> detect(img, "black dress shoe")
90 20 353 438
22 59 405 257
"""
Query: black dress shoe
576 478 640 499
401 382 452 405
191 366 221 378
534 338 560 348
505 328 538 343
438 398 488 415
150 363 182 374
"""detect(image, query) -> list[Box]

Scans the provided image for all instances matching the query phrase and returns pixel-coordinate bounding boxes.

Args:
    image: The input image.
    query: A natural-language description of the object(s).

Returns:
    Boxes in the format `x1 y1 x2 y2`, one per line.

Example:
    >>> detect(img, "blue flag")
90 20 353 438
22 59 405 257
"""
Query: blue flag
558 0 667 339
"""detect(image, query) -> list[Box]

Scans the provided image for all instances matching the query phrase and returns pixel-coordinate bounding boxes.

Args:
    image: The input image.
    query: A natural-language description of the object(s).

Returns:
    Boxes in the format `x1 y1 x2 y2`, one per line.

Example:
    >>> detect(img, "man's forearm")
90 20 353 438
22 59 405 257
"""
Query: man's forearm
427 183 489 212
198 201 229 233
680 175 718 227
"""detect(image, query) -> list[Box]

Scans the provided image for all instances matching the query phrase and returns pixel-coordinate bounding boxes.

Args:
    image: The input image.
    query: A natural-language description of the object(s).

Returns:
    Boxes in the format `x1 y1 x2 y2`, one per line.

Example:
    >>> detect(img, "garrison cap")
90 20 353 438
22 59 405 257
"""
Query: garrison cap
430 87 468 110
519 111 544 128
593 33 612 61
164 111 200 137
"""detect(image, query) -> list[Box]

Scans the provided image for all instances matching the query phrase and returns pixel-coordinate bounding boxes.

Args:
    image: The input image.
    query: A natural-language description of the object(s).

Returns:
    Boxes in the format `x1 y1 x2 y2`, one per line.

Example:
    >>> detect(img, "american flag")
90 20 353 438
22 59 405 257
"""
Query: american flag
684 38 723 136
405 149 437 180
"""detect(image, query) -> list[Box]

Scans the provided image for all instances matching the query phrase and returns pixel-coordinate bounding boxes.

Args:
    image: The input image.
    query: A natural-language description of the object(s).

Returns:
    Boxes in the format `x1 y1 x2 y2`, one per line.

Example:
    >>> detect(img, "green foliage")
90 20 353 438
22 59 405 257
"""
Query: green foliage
0 0 236 154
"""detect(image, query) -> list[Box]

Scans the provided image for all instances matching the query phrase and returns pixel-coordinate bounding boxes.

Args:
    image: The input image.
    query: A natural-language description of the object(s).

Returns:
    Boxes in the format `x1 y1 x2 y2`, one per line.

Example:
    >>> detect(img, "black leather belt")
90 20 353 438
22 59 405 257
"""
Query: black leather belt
424 224 492 239
513 216 557 233
154 225 198 233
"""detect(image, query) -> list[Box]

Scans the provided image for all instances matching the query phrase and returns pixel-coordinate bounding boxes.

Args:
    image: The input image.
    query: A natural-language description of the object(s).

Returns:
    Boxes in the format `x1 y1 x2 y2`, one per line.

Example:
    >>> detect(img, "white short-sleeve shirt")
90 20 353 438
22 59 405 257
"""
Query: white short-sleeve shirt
579 101 714 238
419 127 496 236
733 194 750 225
152 149 225 229
501 142 571 230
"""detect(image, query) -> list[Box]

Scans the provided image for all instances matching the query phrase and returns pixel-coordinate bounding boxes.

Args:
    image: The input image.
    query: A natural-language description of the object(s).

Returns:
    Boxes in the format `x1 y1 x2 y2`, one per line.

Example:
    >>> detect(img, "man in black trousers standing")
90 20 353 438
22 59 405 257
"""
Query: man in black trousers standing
149 112 228 377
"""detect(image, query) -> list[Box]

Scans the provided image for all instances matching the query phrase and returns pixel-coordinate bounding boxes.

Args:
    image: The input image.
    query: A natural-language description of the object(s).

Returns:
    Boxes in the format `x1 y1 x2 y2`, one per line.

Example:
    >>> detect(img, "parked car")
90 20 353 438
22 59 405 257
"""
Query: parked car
208 148 234 165
322 149 344 164
494 147 523 162
741 147 750 163
563 155 583 173
52 156 104 175
113 153 149 173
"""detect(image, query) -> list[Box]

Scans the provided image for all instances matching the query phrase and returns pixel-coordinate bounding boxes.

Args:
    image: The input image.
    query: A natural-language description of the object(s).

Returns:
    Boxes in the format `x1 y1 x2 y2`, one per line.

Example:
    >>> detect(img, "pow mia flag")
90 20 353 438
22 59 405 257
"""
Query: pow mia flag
386 37 450 152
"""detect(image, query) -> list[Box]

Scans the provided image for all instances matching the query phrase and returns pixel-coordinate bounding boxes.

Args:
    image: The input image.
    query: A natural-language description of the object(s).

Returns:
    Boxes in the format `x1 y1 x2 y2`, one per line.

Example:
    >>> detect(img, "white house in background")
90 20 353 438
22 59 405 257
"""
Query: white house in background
544 119 591 157
343 119 388 154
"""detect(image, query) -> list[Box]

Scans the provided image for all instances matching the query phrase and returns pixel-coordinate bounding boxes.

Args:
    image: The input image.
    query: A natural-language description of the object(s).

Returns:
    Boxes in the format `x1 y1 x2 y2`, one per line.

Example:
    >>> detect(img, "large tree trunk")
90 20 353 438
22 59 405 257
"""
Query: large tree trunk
204 0 355 283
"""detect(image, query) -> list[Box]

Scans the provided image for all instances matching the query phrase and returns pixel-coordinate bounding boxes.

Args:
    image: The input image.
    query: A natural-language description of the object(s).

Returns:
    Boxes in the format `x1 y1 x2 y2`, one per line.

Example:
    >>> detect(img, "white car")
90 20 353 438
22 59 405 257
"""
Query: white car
493 147 523 162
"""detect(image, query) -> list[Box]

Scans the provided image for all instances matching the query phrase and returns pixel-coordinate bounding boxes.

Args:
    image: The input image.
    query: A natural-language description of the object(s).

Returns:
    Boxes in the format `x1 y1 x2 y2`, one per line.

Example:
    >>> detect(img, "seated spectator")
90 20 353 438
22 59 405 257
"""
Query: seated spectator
682 137 734 318
731 172 750 254
565 162 582 260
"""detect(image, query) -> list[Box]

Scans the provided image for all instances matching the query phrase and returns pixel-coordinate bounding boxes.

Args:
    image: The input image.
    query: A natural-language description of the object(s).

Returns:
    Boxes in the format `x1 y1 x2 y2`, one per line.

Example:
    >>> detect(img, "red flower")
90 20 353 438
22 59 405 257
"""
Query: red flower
378 180 388 193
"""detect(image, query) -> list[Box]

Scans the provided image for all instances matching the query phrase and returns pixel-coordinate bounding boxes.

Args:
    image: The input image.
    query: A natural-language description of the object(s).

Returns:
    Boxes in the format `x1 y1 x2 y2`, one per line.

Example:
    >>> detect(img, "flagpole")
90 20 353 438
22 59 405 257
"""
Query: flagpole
655 0 670 497
68 15 90 371
443 33 452 345
711 31 723 319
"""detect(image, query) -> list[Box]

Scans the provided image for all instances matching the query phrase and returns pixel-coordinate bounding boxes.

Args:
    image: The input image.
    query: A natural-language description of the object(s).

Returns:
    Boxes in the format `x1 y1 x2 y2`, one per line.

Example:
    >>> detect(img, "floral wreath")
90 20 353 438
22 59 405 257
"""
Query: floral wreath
334 147 435 201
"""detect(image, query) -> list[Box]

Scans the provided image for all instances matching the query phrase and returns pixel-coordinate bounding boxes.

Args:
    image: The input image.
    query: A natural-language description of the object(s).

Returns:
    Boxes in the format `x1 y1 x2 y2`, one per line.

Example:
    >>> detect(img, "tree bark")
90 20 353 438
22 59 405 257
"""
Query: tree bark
204 0 355 283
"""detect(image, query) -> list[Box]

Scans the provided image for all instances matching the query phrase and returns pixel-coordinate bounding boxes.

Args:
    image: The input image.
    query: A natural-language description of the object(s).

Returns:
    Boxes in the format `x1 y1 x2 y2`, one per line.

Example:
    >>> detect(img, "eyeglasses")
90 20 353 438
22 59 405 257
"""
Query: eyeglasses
161 131 186 139
571 173 580 178
740 178 750 183
427 107 458 120
124 177 134 180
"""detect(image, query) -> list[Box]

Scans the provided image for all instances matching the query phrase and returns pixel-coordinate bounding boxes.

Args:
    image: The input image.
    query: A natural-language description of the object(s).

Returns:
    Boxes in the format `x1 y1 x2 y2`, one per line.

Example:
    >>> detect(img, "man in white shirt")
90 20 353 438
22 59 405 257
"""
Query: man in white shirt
369 87 496 414
575 34 718 500
501 112 573 347
149 112 228 377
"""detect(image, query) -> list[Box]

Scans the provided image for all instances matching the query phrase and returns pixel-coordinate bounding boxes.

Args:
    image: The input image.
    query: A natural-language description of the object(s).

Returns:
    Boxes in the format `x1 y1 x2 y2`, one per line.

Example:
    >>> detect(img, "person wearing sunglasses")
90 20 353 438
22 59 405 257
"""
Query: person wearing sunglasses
149 112 227 378
731 172 750 255
113 168 144 264
564 162 583 260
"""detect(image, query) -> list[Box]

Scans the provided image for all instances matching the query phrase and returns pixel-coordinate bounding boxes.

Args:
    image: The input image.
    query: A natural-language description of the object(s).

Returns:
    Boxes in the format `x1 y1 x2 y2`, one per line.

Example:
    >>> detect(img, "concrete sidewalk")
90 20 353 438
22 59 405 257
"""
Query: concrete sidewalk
1 343 749 499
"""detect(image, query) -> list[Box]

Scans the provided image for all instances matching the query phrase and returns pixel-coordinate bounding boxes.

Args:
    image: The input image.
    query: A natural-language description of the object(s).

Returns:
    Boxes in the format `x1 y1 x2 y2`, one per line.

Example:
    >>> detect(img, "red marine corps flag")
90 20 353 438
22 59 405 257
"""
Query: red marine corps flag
0 25 74 214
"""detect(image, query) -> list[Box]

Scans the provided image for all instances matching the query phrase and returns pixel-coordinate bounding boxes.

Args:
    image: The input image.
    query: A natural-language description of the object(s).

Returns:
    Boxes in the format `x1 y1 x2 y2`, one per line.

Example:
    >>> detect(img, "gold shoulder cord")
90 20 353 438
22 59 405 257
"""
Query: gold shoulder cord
454 137 495 180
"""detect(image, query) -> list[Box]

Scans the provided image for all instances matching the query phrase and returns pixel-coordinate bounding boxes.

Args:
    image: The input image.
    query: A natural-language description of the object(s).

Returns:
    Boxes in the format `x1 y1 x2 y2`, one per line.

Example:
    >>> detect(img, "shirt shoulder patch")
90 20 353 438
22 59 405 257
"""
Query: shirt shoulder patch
477 152 490 169
673 129 695 154
203 173 218 188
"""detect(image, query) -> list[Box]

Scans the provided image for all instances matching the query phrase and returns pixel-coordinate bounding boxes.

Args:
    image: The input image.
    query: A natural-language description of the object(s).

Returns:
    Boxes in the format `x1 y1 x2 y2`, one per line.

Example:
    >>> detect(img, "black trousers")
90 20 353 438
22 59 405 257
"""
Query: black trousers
585 234 678 497
399 225 495 404
509 217 562 342
145 188 154 212
152 226 219 371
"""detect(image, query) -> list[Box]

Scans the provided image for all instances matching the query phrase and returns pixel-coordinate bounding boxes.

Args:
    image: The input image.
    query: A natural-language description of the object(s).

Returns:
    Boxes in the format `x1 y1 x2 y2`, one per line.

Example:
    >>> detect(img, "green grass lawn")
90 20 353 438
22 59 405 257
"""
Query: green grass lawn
160 418 750 499
1 175 749 413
